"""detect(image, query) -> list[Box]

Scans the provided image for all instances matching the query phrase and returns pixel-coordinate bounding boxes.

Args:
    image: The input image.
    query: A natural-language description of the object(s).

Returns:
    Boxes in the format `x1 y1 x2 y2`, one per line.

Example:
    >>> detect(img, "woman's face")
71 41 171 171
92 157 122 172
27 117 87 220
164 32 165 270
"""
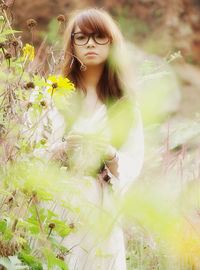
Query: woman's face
72 25 111 68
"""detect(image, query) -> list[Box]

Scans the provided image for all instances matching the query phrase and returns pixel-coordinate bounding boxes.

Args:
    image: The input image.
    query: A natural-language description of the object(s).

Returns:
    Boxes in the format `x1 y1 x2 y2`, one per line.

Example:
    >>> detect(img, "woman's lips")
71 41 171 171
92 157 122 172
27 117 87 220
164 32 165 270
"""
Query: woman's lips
85 52 98 56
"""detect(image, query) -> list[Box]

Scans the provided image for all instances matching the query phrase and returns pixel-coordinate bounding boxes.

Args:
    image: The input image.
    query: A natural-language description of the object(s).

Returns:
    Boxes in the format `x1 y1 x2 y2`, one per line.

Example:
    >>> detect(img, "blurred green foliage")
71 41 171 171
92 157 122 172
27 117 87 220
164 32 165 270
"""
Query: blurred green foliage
114 5 150 41
40 18 62 47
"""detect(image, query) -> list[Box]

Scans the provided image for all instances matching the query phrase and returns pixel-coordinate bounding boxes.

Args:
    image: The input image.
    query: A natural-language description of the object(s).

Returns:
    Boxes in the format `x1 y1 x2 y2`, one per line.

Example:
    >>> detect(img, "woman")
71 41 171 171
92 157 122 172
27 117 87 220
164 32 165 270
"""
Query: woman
51 8 144 270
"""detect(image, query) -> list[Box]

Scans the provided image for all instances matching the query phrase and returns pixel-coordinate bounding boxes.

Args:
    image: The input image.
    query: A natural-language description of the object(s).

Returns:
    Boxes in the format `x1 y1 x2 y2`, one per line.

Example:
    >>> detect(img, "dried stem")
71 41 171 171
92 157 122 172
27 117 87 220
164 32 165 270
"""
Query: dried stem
32 194 44 234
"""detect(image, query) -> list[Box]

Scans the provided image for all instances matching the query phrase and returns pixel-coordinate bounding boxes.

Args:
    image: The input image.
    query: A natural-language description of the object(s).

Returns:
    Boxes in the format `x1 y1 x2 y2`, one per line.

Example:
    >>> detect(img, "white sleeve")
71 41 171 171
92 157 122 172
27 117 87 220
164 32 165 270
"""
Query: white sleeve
117 104 144 194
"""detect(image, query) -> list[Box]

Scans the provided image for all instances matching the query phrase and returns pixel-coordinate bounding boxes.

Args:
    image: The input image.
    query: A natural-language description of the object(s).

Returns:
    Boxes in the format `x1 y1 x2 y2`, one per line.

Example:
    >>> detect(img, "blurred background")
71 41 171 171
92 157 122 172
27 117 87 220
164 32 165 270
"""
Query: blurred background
11 0 200 117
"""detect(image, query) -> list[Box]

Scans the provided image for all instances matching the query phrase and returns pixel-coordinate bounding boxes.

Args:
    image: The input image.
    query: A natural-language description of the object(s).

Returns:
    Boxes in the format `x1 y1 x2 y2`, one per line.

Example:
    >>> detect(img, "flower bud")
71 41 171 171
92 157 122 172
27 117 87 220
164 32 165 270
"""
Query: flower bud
24 82 35 89
5 52 11 59
26 102 33 109
11 40 19 47
69 223 75 229
56 254 65 261
27 19 37 30
57 15 65 23
49 222 55 229
40 139 47 145
40 100 47 107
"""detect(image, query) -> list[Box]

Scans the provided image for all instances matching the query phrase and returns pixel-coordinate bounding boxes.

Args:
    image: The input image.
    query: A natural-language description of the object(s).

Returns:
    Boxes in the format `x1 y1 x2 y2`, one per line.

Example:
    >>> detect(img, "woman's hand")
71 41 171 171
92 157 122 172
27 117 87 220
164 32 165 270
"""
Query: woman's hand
50 141 68 165
50 131 83 164
104 145 117 161
94 139 119 178
66 131 83 150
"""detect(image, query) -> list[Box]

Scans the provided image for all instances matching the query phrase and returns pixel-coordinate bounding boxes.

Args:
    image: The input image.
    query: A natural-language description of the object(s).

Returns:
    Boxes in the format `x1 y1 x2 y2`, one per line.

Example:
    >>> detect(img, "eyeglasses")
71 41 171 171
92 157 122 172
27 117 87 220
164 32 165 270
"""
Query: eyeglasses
71 32 110 46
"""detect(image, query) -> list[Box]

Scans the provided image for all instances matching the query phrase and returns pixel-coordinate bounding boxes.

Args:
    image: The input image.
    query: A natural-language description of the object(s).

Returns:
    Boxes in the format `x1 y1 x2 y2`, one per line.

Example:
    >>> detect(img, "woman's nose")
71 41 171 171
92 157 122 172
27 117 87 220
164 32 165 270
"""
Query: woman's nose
87 36 95 47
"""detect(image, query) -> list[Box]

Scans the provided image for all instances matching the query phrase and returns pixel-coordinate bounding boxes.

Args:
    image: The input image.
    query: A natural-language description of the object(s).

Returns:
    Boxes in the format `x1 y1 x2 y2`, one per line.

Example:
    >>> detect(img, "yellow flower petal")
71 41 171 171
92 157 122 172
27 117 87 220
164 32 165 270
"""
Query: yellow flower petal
46 75 75 96
22 43 34 61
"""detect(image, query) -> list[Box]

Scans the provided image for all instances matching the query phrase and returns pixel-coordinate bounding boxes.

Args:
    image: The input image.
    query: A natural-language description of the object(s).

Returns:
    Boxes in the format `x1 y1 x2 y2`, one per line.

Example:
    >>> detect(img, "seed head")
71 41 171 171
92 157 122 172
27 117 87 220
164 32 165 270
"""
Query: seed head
69 223 75 229
0 3 8 10
40 100 47 107
8 197 13 203
40 139 47 145
27 19 37 30
56 253 65 261
26 102 33 109
52 82 58 89
49 222 55 229
11 40 19 47
5 52 11 59
57 14 65 23
24 81 35 89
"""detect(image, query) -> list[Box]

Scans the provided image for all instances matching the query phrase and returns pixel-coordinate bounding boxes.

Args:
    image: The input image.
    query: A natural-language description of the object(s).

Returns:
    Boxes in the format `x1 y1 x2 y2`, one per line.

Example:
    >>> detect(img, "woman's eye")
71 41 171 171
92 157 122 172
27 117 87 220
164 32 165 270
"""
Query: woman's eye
77 35 85 40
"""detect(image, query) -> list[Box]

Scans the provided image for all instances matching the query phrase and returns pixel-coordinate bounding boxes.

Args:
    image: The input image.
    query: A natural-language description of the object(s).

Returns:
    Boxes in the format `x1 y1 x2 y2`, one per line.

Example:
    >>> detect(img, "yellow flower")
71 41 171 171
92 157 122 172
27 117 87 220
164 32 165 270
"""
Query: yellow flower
22 43 34 61
45 75 75 97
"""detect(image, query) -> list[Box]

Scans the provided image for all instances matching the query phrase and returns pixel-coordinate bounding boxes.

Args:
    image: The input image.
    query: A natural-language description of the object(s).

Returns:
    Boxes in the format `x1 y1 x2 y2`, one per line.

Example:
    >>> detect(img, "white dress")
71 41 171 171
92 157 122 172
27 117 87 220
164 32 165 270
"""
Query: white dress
28 95 144 270
56 103 144 270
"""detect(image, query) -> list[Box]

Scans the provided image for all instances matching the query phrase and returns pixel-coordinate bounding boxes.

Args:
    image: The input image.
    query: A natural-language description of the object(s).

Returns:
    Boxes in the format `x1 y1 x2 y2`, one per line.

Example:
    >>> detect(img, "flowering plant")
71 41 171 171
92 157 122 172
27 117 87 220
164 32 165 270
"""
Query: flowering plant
46 75 75 97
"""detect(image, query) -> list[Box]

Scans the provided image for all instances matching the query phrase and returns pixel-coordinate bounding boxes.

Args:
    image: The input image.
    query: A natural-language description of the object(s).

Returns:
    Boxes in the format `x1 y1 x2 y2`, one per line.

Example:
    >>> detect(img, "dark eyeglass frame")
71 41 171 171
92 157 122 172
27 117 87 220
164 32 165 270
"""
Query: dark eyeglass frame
71 31 110 46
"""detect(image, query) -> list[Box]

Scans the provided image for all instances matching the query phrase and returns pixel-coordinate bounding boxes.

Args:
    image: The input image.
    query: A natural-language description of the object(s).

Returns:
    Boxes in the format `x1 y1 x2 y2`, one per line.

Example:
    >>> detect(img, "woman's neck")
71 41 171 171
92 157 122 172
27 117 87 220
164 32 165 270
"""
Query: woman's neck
81 64 104 92
78 64 105 116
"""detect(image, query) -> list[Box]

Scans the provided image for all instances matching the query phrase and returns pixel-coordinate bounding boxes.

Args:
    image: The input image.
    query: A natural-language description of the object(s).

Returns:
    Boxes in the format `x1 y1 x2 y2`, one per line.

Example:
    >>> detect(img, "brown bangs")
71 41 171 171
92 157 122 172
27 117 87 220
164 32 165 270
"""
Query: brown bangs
73 10 112 40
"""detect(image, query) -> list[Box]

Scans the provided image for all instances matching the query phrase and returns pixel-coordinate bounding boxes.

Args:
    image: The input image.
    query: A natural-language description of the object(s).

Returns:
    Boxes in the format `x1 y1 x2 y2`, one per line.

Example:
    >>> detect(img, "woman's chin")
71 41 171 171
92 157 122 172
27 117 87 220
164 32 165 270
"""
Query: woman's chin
84 60 104 67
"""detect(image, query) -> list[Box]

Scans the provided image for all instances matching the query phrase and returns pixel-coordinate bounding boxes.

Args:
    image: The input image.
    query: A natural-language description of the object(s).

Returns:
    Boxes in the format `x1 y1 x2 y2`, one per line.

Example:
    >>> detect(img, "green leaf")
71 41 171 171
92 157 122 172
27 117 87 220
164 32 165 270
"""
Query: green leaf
47 210 58 219
51 220 71 238
95 248 112 258
29 224 40 234
0 29 22 36
0 256 27 270
33 75 46 88
4 230 13 240
0 219 7 232
43 248 69 270
0 190 14 197
80 247 88 254
0 37 7 41
18 252 43 269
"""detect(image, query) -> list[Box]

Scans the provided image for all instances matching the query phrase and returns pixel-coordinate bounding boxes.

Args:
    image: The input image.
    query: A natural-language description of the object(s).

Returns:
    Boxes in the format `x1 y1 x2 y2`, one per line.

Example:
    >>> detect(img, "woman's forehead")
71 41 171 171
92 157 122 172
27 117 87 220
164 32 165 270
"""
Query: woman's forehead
74 24 97 34
73 20 110 36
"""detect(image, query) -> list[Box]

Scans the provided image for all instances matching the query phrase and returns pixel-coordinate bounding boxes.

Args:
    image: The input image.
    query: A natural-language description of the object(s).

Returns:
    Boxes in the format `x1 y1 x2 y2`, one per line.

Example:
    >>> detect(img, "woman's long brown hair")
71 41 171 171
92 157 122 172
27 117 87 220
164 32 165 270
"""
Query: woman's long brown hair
62 8 136 149
62 8 128 103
